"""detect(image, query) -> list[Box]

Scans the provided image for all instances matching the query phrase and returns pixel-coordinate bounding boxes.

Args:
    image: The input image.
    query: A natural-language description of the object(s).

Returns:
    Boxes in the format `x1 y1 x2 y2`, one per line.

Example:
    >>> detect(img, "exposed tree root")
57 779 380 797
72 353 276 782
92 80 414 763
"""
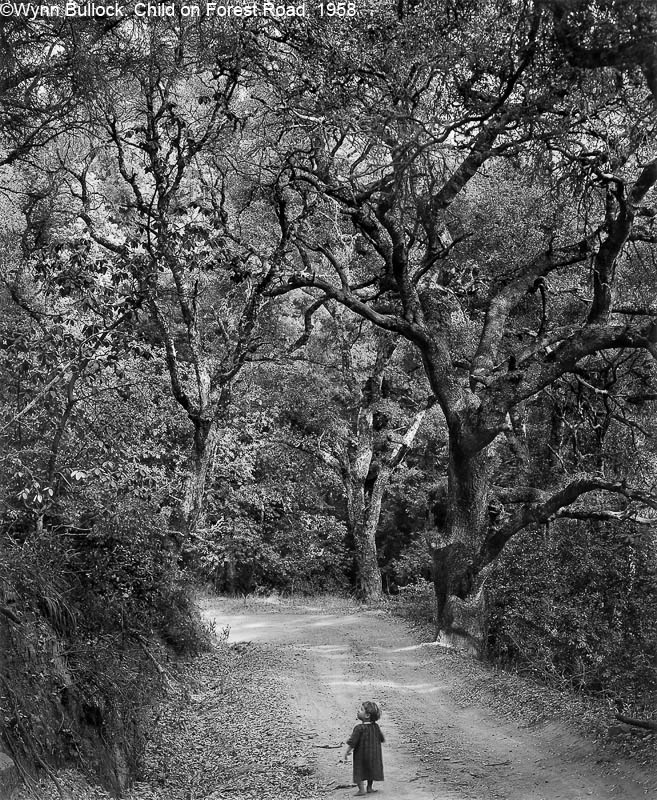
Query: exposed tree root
615 714 657 732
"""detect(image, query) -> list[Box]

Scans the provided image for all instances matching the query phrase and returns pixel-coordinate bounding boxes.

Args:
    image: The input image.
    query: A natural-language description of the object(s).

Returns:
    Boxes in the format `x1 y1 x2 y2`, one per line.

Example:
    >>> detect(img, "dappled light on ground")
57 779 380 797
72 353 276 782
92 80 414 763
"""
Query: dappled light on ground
212 610 364 643
326 678 446 694
201 599 656 800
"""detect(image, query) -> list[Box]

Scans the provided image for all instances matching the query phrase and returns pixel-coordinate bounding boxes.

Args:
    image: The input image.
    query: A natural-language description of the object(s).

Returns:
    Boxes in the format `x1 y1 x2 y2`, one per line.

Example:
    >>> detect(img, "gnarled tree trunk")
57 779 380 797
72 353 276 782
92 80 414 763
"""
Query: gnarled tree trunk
433 439 491 651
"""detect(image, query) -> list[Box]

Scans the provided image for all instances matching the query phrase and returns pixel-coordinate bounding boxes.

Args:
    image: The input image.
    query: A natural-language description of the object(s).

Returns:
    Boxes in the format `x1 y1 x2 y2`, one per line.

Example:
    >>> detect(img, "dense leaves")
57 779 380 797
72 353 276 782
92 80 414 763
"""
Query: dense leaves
488 520 657 708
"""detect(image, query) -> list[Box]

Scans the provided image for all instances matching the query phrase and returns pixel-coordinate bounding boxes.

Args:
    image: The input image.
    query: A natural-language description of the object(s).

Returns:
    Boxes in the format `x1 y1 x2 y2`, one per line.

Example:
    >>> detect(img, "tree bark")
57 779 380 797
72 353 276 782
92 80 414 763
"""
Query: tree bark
355 519 384 602
178 418 217 537
433 438 491 648
338 333 396 602
344 451 383 603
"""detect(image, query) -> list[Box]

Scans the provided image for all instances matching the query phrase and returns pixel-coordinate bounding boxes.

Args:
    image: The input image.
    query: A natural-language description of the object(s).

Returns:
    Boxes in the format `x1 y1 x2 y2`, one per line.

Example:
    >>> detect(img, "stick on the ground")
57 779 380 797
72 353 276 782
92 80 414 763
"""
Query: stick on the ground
615 713 657 731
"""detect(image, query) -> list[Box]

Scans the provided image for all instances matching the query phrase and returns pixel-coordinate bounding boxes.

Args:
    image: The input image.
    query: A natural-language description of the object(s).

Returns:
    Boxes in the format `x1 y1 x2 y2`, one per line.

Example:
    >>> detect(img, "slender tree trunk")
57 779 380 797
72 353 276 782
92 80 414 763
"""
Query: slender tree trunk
225 547 236 595
355 519 384 602
357 466 390 601
344 465 383 602
342 365 384 600
358 403 431 602
180 419 217 534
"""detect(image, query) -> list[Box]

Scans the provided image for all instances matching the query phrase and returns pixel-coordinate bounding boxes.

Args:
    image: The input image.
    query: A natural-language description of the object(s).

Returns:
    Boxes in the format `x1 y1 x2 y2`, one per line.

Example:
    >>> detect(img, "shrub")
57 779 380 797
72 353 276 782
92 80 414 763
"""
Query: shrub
390 578 436 628
0 500 210 794
487 520 657 712
195 514 350 596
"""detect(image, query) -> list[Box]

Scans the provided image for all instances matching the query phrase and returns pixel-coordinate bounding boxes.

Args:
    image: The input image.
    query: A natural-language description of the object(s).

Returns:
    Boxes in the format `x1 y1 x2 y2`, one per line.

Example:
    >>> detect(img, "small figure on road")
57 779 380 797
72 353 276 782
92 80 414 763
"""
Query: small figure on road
342 700 385 796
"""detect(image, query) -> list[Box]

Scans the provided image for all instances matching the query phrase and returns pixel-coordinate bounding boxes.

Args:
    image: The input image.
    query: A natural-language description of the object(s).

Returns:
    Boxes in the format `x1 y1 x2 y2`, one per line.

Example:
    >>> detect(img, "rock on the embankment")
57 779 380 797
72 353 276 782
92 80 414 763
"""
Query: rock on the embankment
0 750 20 800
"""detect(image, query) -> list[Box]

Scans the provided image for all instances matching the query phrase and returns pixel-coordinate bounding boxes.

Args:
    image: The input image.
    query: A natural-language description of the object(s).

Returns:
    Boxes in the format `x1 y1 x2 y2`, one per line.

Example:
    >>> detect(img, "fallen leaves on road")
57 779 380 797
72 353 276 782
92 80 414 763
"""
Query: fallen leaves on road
126 641 324 800
14 640 325 800
432 640 657 768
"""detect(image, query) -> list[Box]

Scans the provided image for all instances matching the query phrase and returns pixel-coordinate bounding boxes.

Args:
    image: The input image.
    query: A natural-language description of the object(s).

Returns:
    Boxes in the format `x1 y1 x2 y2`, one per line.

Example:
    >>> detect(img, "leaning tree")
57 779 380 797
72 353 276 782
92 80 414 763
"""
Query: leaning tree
267 0 657 645
287 310 433 601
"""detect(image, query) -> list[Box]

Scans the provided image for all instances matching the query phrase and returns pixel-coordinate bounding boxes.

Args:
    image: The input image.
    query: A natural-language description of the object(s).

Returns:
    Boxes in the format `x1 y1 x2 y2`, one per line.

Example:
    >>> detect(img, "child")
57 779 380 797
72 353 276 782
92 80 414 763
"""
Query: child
342 701 385 796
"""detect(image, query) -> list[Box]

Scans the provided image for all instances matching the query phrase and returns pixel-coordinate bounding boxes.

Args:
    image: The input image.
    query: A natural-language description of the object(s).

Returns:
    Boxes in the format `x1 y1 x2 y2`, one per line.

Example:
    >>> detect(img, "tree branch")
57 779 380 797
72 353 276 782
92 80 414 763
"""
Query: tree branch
556 508 656 525
385 397 435 471
485 319 657 421
471 239 594 380
269 272 427 344
288 297 328 352
481 478 657 568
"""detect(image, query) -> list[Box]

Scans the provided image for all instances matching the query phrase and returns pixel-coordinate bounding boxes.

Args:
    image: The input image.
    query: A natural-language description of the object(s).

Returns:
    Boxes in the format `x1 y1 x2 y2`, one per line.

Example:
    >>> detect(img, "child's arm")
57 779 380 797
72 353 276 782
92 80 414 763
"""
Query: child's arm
342 724 360 762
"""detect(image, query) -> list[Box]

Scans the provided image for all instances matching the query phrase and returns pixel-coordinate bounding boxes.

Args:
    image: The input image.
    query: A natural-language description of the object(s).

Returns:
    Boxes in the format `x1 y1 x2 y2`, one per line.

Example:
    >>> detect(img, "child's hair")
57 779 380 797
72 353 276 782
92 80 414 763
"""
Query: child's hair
362 701 381 722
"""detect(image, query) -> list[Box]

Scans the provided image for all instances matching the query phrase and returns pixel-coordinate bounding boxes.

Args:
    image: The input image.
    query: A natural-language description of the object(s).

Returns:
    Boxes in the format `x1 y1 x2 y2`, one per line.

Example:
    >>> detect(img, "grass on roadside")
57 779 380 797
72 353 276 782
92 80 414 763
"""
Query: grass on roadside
196 590 370 615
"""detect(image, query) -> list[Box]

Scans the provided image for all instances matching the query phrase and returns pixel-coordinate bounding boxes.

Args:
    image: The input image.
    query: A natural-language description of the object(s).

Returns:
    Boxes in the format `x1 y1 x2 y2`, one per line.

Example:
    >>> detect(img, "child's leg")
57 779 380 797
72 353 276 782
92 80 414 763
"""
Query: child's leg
354 781 366 796
366 781 377 793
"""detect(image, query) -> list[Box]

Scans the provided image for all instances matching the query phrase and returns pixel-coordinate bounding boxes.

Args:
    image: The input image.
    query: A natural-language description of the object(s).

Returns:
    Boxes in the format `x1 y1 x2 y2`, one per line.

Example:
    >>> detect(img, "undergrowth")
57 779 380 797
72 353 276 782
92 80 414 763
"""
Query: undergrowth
0 501 212 795
386 579 436 632
198 590 365 615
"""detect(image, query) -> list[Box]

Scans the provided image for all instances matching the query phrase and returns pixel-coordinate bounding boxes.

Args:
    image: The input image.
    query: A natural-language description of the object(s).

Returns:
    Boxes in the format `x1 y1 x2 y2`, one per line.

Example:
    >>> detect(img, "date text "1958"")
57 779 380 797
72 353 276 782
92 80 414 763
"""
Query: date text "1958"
319 1 356 14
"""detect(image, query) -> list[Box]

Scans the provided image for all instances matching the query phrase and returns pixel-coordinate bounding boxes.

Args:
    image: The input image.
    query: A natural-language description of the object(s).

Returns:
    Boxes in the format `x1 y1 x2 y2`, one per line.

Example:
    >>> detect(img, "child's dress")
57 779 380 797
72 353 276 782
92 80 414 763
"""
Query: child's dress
347 721 385 783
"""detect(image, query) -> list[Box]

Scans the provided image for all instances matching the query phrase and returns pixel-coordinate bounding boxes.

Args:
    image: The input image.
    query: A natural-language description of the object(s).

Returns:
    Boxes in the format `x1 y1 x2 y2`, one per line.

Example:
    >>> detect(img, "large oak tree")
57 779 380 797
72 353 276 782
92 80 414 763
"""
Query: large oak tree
269 0 657 644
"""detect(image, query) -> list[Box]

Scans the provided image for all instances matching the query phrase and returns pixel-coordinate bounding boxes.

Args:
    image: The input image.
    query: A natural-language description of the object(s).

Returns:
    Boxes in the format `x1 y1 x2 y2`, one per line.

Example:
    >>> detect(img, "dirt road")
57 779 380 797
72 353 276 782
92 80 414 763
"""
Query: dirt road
203 601 654 800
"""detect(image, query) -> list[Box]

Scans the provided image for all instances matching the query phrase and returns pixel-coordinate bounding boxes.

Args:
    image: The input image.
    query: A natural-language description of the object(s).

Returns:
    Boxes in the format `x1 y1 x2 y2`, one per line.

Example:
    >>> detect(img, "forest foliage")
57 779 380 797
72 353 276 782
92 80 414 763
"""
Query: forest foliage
2 0 657 791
